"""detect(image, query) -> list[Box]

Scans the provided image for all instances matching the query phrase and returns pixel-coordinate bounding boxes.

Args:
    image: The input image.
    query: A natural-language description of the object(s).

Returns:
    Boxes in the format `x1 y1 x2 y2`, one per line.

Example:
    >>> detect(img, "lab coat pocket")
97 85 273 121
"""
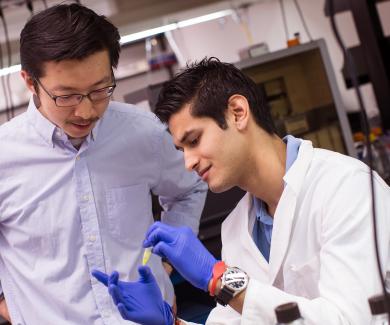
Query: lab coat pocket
106 184 152 247
285 254 320 298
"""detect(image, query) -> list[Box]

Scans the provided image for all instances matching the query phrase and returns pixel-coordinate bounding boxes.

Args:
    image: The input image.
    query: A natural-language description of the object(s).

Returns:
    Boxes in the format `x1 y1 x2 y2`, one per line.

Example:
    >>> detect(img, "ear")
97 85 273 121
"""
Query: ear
227 94 250 131
20 70 36 94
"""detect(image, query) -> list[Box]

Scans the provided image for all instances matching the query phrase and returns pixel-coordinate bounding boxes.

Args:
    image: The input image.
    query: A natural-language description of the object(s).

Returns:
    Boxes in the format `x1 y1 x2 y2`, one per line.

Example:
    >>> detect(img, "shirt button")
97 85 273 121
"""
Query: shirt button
76 155 80 160
89 235 96 242
83 195 90 201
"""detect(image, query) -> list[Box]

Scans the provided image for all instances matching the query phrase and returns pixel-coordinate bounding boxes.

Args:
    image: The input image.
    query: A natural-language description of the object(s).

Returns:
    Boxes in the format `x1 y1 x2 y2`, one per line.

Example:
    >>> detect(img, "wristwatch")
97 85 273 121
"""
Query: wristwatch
215 266 249 306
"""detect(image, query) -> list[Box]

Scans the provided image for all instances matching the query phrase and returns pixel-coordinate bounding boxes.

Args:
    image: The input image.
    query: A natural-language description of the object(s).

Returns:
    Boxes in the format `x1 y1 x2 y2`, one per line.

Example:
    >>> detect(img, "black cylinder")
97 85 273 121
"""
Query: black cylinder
275 302 302 323
369 295 387 315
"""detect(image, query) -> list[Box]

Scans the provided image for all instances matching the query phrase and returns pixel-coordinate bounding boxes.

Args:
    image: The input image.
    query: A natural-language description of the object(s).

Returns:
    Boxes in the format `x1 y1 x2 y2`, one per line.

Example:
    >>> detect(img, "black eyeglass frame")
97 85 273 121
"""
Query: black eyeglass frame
34 76 116 108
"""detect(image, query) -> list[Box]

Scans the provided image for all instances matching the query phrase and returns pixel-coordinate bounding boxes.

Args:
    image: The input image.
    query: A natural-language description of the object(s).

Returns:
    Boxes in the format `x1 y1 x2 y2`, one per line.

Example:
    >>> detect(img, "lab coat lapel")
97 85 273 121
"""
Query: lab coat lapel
268 185 298 284
238 194 269 276
268 140 314 284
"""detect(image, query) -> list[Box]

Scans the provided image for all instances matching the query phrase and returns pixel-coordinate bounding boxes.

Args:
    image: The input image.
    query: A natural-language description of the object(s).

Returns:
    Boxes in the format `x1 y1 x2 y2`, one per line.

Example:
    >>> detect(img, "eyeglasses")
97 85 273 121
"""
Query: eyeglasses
35 78 116 107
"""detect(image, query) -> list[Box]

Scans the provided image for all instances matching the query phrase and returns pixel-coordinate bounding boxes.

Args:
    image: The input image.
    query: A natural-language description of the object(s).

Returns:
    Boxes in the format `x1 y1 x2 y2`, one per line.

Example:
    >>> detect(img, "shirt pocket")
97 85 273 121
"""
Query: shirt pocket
106 184 153 247
285 254 320 298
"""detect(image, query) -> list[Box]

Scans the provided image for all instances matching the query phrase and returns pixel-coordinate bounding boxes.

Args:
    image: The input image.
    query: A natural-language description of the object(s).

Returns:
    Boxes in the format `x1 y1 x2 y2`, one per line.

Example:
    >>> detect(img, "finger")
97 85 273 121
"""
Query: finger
145 227 175 248
108 271 119 286
91 270 109 286
143 222 177 247
144 221 163 239
152 241 171 259
109 284 124 306
117 302 130 320
137 265 156 283
143 222 163 247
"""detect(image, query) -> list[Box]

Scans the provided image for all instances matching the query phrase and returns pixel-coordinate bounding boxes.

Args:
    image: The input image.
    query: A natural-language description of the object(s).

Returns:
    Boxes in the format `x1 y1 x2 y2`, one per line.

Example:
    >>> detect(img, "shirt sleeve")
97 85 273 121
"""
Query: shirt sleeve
240 170 390 325
152 128 208 234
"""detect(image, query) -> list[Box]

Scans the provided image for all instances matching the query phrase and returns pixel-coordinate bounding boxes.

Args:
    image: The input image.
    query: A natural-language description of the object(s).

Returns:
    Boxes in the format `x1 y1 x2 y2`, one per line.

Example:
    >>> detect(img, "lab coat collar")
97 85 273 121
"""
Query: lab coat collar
230 193 270 275
282 140 314 195
268 139 314 284
222 140 315 283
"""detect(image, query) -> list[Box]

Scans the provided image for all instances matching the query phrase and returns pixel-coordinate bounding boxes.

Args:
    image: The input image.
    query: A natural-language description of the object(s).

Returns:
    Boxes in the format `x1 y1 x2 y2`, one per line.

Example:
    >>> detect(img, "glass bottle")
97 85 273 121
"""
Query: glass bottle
369 294 389 325
275 302 306 324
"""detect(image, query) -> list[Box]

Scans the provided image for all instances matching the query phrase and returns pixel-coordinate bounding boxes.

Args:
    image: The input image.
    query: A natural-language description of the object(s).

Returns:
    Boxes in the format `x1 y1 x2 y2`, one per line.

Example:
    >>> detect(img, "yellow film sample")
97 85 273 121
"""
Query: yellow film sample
142 247 152 265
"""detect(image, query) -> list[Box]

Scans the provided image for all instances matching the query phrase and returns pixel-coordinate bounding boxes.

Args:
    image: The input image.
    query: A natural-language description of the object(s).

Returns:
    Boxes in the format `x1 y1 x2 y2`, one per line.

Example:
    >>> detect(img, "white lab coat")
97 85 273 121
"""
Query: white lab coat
204 140 390 325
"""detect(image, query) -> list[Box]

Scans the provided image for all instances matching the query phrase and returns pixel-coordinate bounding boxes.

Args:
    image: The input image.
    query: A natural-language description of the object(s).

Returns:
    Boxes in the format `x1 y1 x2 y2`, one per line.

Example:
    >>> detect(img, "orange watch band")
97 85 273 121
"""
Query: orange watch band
209 261 226 296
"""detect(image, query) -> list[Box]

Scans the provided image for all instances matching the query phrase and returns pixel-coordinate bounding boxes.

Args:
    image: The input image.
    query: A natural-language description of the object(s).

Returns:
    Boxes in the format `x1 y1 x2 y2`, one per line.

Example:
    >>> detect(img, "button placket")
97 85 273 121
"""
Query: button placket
74 156 112 323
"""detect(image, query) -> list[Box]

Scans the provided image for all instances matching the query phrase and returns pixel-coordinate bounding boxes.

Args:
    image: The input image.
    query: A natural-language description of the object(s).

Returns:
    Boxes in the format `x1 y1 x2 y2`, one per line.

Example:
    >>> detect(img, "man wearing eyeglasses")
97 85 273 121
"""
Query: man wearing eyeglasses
0 4 207 325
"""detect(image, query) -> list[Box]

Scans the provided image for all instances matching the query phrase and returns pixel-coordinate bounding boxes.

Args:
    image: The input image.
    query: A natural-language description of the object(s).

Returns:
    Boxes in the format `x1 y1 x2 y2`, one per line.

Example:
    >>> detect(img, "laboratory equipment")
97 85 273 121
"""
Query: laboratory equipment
275 302 306 324
369 295 389 325
142 247 152 265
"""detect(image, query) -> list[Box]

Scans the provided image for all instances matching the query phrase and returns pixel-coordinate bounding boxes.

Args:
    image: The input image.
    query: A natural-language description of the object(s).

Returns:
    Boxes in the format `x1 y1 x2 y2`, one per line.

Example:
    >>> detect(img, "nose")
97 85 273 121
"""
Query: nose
184 149 199 172
73 98 97 120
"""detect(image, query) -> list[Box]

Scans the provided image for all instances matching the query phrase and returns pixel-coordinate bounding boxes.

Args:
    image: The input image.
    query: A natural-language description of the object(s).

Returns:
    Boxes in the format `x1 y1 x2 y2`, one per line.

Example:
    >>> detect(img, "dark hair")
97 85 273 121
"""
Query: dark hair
155 57 276 134
20 3 121 78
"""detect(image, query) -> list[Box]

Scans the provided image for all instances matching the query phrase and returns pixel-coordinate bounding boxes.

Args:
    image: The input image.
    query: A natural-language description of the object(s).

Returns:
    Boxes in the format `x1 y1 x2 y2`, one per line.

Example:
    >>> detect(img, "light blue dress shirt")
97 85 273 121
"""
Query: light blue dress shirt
252 135 301 262
0 99 207 325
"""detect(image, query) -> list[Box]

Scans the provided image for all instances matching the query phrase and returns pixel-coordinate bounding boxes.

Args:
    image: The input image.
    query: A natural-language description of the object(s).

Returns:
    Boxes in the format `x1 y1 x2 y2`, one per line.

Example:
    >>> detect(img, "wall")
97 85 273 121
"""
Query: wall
169 0 390 118
1 0 389 123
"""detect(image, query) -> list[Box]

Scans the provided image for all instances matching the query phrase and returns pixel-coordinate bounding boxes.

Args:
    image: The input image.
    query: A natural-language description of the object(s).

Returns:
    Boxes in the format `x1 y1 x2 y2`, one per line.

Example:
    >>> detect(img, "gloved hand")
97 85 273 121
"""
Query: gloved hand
143 221 217 291
91 266 174 325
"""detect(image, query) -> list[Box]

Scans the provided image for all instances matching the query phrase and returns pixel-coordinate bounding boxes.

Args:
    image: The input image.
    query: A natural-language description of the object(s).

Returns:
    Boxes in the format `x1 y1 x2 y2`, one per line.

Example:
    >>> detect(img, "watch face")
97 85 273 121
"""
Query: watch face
223 267 249 292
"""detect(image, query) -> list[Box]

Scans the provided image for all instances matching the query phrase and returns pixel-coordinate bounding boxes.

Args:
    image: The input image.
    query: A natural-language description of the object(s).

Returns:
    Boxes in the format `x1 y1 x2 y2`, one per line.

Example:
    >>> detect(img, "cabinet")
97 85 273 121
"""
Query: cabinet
236 39 356 157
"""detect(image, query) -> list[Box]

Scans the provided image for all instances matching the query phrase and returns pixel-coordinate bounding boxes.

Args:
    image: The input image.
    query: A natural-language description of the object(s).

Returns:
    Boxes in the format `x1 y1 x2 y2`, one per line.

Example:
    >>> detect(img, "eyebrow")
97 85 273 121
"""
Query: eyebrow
51 75 112 92
172 129 197 151
179 129 197 144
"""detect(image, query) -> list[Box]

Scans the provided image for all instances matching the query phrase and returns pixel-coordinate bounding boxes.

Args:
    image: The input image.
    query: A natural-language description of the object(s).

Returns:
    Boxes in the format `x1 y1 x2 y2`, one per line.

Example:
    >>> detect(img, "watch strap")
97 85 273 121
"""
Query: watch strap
215 285 235 306
210 261 226 296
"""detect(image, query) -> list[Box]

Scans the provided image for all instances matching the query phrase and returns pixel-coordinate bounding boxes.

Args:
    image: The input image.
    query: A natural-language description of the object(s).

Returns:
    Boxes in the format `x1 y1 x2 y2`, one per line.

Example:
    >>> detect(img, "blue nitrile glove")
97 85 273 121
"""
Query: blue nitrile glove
143 221 217 291
91 266 174 325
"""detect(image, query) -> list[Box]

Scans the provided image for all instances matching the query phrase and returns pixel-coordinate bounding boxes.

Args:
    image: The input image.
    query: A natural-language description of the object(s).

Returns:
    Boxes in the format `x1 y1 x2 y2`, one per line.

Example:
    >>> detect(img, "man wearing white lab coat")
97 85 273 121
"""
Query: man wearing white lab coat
93 58 390 325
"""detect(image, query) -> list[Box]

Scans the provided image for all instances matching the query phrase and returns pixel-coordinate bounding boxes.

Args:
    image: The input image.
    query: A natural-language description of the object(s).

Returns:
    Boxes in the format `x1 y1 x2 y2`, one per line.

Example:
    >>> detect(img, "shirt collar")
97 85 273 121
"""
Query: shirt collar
284 134 301 171
26 96 57 147
253 198 273 225
91 118 101 142
26 96 103 147
79 118 101 148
